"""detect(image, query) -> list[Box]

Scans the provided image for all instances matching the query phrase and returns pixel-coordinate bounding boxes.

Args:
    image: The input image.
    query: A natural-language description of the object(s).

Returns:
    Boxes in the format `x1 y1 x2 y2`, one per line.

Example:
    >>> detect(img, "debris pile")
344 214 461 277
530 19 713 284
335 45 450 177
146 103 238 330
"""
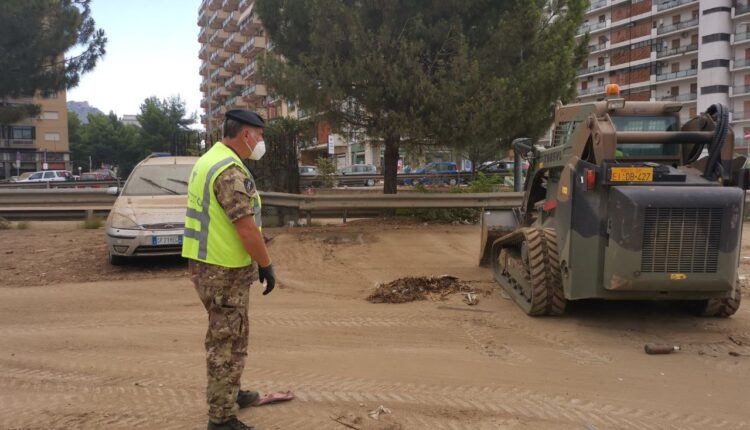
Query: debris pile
367 275 471 304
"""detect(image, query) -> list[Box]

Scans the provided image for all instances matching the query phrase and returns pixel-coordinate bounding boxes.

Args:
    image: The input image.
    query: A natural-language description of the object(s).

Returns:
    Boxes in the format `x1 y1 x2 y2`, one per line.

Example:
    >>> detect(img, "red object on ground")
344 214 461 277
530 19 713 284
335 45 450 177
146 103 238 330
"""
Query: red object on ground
252 391 295 406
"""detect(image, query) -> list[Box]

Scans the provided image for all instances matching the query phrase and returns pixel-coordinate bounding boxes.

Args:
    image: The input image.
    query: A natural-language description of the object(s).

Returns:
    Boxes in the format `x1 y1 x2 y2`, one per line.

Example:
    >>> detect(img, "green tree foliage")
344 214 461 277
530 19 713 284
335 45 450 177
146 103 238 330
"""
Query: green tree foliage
0 0 107 122
69 96 197 177
70 112 144 177
255 0 587 193
137 96 196 153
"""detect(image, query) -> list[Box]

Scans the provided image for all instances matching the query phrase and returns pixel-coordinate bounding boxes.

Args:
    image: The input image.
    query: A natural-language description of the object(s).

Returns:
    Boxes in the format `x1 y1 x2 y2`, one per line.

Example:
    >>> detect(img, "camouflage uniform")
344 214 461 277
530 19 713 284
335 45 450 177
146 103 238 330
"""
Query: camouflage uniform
191 165 259 424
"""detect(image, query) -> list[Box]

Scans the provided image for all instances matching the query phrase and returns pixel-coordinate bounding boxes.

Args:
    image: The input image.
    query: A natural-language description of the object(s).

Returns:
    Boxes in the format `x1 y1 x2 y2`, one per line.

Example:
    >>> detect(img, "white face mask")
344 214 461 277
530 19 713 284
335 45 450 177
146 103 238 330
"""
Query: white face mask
248 139 266 161
244 132 266 161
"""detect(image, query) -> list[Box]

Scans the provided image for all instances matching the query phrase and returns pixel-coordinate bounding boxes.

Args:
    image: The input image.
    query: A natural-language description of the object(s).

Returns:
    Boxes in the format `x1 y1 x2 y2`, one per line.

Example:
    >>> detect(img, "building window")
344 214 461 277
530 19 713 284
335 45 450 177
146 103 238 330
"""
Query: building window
11 126 34 140
42 111 59 120
44 132 60 141
42 89 58 99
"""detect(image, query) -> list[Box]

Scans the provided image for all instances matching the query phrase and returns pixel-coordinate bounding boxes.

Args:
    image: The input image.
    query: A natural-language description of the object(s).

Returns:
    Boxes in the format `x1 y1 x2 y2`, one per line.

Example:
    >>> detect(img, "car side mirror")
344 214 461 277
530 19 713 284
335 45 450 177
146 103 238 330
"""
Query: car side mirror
106 186 120 196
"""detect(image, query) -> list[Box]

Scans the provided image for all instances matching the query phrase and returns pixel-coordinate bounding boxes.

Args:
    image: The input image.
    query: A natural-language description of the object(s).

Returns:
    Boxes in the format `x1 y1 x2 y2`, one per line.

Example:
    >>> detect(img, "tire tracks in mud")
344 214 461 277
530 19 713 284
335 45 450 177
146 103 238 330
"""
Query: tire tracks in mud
4 358 746 430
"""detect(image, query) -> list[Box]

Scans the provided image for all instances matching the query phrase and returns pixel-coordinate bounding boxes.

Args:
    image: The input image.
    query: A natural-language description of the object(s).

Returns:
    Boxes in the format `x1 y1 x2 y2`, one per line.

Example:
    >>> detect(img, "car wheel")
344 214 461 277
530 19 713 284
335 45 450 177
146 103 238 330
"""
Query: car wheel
365 179 375 187
109 252 126 266
449 178 458 186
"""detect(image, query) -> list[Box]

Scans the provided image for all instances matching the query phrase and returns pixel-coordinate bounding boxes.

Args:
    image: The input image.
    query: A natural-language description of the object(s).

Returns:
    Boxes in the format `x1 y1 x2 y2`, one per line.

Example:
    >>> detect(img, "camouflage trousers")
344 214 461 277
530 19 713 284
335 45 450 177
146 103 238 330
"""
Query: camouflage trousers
190 260 258 423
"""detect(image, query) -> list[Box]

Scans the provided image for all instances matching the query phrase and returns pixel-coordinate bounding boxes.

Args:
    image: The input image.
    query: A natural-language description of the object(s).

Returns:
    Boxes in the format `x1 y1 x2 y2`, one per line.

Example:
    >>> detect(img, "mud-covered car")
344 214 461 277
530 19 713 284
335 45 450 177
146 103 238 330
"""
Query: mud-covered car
105 155 198 265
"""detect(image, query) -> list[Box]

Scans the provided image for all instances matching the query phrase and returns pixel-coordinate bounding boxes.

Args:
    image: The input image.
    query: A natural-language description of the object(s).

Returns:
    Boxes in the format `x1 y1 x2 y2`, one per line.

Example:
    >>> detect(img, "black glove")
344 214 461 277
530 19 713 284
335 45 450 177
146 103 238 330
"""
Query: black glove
258 264 276 295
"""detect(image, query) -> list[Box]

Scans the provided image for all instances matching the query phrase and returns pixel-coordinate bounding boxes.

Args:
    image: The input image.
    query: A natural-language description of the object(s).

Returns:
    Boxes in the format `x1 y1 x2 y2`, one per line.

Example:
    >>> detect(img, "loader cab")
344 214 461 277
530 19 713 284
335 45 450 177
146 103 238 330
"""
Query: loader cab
611 114 681 160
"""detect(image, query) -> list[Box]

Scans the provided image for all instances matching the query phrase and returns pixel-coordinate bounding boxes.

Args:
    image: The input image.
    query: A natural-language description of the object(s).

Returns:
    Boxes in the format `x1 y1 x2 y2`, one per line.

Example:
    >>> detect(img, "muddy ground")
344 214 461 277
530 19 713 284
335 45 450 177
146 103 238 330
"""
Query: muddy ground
0 220 749 429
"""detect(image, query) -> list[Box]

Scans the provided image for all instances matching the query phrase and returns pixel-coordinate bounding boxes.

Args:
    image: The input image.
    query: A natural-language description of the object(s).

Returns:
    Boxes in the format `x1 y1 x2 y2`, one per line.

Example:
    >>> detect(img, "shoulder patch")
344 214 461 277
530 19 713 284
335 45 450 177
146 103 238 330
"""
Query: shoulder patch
244 178 256 195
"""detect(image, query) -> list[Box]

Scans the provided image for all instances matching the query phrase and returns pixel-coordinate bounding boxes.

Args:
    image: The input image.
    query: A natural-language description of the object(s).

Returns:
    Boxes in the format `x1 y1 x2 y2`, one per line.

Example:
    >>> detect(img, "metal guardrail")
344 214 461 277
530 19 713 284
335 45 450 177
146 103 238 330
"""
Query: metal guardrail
300 171 512 185
0 188 522 221
0 180 120 189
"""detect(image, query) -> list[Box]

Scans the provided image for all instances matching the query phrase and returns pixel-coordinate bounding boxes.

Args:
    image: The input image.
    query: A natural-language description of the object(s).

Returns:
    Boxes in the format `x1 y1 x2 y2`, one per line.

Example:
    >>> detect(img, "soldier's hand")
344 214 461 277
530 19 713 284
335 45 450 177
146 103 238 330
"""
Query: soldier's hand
258 264 276 295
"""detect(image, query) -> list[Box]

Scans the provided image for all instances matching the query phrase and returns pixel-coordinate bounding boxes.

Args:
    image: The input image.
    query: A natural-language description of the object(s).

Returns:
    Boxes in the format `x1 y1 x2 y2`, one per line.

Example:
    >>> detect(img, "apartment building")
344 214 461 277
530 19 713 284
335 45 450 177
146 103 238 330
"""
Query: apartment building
0 91 70 179
198 0 391 170
576 0 750 152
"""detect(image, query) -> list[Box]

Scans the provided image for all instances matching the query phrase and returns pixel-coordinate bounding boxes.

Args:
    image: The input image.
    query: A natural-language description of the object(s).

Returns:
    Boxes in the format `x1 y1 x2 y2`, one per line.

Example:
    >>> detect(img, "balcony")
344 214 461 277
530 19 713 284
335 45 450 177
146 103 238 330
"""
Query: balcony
210 105 225 118
200 78 209 92
657 18 698 35
210 67 230 82
589 42 608 53
201 97 209 109
656 0 697 12
200 61 209 76
209 29 229 47
208 9 228 29
208 0 222 10
241 60 257 79
239 12 263 36
241 84 267 103
732 85 750 96
655 68 697 82
737 2 750 17
733 58 750 70
239 0 250 10
587 0 607 12
225 75 247 90
223 11 239 32
241 36 267 57
656 43 698 59
223 33 247 53
198 27 211 43
223 53 243 72
211 86 230 99
577 64 606 76
731 111 750 122
222 0 239 12
209 50 229 66
199 44 210 60
578 20 608 35
0 139 36 149
657 93 697 102
734 32 750 44
578 84 609 96
198 9 209 26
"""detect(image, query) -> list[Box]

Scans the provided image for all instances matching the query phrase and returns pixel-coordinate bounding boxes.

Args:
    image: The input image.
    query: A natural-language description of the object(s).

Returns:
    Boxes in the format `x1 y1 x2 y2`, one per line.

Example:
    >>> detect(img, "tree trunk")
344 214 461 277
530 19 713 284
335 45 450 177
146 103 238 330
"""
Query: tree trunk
383 133 399 194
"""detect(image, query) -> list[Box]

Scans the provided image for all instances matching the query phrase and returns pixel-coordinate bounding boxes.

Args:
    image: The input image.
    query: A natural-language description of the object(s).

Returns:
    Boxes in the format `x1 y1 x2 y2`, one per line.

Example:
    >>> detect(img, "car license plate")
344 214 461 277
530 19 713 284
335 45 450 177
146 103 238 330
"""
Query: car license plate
152 235 182 246
610 167 653 182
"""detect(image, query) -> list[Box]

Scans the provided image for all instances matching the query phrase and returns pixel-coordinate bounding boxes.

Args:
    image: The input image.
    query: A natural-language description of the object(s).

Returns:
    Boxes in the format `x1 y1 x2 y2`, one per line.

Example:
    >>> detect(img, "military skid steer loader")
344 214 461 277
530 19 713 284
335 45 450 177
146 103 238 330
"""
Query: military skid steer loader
479 85 747 317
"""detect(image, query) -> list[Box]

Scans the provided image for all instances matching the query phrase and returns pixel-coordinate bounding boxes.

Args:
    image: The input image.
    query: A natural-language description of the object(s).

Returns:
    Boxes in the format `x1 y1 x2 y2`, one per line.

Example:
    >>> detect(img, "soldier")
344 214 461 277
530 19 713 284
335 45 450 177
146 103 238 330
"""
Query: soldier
182 109 275 430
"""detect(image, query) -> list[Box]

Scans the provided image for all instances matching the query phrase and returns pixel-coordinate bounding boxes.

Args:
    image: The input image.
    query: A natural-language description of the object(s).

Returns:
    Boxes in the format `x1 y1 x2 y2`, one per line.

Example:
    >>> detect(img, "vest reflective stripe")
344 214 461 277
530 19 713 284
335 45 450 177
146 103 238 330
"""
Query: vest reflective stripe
184 156 236 260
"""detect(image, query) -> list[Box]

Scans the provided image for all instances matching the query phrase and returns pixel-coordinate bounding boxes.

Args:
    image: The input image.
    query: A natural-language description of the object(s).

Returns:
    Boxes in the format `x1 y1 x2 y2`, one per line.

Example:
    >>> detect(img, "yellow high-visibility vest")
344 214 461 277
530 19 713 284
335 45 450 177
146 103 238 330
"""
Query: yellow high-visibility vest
181 142 262 267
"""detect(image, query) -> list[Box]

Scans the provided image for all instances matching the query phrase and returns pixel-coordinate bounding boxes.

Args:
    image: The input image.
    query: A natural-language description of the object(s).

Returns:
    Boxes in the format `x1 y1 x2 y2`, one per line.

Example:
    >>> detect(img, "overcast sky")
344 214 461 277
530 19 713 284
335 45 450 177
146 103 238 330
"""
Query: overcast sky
67 0 203 124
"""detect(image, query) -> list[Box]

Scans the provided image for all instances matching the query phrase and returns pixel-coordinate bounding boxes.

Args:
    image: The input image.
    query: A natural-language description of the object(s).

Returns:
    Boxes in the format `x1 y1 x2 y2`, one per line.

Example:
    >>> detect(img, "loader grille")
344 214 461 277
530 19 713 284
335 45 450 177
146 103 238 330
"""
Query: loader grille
640 208 722 273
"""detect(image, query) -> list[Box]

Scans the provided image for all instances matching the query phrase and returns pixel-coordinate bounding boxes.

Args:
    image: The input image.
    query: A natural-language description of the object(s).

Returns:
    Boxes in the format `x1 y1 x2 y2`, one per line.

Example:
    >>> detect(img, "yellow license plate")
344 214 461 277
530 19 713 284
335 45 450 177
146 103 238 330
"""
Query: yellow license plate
610 167 653 182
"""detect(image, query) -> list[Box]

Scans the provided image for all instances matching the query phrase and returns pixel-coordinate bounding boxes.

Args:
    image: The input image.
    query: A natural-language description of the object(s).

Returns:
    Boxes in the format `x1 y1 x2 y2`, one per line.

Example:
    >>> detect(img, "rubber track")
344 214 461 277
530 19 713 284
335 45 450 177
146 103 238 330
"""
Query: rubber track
542 228 566 316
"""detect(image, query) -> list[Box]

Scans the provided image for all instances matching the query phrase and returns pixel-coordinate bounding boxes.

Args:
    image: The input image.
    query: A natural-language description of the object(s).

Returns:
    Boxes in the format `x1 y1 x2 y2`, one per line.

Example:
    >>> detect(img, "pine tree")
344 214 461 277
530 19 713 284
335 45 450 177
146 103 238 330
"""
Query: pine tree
255 0 588 193
0 0 107 123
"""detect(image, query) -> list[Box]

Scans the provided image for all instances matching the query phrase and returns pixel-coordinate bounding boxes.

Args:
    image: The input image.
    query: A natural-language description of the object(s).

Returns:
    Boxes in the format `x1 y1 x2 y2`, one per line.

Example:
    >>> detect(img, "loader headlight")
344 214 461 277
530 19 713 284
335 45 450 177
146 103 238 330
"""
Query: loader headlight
607 98 626 110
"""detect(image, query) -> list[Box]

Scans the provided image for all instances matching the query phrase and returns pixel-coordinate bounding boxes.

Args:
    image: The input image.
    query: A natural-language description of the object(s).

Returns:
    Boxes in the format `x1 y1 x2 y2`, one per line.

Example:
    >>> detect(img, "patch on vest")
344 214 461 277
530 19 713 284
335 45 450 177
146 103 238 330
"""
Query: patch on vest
244 179 256 196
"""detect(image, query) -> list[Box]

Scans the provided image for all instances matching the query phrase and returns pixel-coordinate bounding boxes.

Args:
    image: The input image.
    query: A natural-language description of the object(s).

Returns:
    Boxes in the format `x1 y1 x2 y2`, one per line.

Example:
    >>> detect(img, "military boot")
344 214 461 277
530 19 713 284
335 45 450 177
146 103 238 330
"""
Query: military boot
207 416 255 430
237 390 260 409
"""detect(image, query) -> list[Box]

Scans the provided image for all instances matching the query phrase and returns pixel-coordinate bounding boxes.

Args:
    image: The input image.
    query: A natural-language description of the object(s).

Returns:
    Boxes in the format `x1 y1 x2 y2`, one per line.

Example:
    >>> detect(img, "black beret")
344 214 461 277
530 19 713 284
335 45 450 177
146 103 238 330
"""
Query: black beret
225 109 265 128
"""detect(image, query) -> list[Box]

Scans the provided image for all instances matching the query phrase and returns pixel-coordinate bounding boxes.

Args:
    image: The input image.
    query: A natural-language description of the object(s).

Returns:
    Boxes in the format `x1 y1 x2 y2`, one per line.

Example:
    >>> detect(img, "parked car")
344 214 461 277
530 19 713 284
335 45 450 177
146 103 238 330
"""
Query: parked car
478 160 528 175
105 155 198 265
16 170 71 183
299 165 319 176
80 169 117 181
6 172 34 182
405 161 460 186
337 164 379 187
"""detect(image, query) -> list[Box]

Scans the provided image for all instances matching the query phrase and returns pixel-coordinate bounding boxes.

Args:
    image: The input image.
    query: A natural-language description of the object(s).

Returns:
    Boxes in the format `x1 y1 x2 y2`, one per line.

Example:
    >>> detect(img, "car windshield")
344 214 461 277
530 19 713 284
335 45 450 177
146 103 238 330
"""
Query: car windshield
123 164 194 196
611 116 680 158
